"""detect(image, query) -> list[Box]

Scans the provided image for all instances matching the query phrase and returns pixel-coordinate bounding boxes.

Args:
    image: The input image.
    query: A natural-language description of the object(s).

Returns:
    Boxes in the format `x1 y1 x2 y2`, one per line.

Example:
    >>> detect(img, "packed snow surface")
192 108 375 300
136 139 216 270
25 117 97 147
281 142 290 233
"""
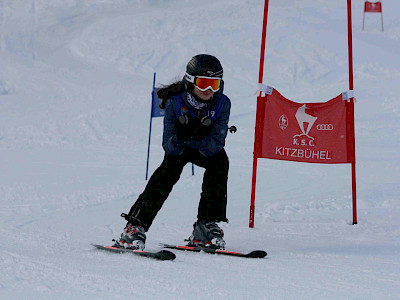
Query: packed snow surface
0 0 399 299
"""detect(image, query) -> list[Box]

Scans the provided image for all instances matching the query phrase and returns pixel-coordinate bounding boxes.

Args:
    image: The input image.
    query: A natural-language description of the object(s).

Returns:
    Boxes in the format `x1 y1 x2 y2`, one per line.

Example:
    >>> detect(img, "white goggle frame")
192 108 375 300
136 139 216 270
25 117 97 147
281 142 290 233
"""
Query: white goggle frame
185 72 221 92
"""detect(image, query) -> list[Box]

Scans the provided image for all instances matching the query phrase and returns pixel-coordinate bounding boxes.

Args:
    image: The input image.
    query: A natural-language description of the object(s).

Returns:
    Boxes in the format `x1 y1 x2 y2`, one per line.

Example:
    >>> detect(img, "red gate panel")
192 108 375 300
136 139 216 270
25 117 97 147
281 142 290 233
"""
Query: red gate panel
254 88 350 164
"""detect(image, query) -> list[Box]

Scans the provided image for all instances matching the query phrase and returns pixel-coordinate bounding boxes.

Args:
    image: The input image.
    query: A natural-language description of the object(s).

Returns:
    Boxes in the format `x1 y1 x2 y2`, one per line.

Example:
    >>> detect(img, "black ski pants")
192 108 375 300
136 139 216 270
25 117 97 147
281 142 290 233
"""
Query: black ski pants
126 148 229 231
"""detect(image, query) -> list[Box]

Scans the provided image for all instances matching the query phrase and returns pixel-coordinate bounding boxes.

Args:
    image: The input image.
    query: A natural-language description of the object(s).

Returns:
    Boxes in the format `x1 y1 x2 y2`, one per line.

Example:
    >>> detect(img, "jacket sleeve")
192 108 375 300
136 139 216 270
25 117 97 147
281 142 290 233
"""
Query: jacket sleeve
186 96 231 157
162 98 187 156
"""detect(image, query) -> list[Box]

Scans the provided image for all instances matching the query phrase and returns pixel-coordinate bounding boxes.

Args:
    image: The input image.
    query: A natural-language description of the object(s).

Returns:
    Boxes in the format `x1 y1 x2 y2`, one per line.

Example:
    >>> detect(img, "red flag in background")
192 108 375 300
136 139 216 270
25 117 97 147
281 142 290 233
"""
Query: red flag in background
363 1 384 31
254 88 351 164
364 1 382 13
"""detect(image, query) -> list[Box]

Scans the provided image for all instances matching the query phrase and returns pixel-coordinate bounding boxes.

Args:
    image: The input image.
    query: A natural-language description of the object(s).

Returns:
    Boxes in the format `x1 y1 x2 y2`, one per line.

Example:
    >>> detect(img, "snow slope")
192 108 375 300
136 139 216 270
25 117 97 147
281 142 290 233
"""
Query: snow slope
0 0 399 298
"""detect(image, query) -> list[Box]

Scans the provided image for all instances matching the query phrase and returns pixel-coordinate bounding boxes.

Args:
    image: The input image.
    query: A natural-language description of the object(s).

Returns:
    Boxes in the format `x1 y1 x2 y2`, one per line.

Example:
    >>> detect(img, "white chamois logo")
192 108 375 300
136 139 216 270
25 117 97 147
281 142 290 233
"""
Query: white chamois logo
294 105 318 143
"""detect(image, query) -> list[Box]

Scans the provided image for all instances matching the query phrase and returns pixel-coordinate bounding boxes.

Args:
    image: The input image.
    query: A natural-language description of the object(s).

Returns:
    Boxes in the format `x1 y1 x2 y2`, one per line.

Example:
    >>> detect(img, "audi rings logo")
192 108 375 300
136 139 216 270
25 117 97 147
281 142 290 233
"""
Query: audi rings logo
316 124 334 131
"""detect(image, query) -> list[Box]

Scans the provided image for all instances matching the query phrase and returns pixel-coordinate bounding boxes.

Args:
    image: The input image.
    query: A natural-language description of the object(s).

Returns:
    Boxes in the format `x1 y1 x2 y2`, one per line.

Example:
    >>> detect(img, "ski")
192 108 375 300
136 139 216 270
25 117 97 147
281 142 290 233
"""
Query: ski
91 244 176 261
161 244 267 258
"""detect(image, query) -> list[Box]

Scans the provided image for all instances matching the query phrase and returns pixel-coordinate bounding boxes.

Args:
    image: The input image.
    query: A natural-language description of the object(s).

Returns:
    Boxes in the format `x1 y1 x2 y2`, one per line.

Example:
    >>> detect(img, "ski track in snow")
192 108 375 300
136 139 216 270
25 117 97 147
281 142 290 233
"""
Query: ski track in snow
0 0 399 299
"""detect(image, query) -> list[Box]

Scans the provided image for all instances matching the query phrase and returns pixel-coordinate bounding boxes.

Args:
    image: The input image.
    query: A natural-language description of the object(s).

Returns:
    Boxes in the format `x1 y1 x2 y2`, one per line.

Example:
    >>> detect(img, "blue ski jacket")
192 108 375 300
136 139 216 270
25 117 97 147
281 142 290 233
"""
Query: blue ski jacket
162 89 231 157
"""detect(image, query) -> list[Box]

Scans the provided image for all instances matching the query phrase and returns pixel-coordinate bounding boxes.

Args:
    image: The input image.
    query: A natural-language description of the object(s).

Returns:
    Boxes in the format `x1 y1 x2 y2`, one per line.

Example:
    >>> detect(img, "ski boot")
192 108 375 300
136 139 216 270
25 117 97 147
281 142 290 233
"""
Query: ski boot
114 223 146 250
187 220 226 249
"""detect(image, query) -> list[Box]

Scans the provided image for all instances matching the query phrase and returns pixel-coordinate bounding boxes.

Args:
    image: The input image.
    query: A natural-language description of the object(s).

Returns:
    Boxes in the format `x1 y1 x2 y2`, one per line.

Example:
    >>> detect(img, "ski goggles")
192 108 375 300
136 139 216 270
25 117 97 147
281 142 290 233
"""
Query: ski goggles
185 72 221 92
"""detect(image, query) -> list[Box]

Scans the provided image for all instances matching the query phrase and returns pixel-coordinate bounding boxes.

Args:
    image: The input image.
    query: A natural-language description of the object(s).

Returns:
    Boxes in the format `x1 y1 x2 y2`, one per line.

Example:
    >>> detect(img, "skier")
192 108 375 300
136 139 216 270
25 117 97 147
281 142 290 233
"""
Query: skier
114 54 231 250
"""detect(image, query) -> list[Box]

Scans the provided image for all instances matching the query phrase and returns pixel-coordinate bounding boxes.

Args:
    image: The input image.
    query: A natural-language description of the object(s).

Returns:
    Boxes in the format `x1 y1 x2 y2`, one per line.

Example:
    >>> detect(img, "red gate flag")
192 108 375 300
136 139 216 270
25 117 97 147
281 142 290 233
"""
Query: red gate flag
254 86 353 164
364 1 382 13
363 1 384 31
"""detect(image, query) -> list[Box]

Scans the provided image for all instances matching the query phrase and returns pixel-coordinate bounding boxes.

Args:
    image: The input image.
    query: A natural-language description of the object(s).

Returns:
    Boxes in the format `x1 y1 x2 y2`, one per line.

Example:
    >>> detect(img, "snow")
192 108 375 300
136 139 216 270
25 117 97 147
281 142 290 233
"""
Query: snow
1 0 399 298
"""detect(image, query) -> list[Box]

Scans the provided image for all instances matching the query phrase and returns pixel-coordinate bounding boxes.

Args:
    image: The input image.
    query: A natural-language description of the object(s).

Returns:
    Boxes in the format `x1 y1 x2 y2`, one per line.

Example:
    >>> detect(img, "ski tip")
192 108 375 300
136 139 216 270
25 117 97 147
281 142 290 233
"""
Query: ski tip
249 250 267 258
157 250 176 261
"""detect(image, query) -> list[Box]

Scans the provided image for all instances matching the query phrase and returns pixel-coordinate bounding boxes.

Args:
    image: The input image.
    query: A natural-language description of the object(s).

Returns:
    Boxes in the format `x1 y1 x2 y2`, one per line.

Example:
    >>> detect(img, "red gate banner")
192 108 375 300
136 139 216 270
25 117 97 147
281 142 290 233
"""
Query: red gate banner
254 88 351 164
364 1 382 13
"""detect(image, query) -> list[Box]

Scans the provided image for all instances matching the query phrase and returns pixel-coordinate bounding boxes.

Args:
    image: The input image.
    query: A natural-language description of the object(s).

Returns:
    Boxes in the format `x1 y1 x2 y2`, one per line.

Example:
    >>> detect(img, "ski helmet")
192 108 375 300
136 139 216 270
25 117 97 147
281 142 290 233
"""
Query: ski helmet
185 54 223 79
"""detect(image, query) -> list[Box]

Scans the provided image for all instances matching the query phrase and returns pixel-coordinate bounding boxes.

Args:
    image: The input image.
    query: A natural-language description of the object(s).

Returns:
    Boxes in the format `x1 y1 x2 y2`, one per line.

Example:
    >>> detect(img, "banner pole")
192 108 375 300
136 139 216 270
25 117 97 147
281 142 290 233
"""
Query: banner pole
362 11 365 30
347 0 357 224
250 0 270 228
249 157 258 228
257 0 270 88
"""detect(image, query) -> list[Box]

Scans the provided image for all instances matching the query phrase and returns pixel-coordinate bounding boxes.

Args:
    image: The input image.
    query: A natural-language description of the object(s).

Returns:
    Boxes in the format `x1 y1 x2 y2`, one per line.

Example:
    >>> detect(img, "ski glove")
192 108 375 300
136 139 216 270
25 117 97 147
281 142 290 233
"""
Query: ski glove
193 116 212 140
176 115 212 141
176 115 193 142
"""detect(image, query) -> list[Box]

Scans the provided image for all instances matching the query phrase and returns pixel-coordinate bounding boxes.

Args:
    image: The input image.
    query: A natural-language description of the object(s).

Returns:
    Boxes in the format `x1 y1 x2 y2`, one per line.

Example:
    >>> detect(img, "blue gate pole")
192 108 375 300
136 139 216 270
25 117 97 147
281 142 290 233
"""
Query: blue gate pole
145 72 157 180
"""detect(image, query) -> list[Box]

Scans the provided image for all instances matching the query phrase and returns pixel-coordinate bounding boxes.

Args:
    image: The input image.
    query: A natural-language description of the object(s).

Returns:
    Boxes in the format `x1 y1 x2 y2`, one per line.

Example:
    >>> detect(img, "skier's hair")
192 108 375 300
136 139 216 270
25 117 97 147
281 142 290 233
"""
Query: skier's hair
157 81 187 109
